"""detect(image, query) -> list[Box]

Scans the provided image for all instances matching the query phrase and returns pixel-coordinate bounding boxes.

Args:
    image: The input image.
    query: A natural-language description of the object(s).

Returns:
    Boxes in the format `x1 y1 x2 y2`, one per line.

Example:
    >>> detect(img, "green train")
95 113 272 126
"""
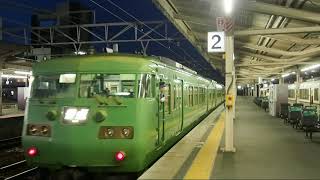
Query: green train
22 54 224 178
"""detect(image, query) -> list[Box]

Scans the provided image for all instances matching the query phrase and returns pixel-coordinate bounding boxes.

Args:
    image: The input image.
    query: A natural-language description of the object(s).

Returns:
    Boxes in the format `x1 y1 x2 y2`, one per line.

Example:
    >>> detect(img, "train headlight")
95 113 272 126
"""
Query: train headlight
106 128 114 137
40 126 49 135
29 125 38 135
122 128 131 137
27 124 51 137
98 126 134 139
63 107 89 124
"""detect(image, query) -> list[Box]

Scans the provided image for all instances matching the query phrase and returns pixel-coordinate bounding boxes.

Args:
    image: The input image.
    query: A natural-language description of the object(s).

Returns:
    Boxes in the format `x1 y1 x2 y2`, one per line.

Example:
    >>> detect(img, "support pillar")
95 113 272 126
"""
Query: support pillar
279 76 284 84
295 68 300 103
232 66 236 119
0 66 3 116
224 35 236 152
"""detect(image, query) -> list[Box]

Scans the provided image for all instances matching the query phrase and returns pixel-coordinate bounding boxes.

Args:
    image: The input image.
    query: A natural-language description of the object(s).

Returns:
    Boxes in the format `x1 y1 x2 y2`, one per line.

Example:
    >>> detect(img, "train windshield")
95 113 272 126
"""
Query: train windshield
32 74 77 98
79 74 136 98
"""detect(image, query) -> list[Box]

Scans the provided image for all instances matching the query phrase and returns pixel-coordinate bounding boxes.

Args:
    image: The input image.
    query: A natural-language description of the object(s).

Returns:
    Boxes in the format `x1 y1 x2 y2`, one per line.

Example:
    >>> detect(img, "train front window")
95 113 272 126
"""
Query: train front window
79 74 136 98
32 74 77 98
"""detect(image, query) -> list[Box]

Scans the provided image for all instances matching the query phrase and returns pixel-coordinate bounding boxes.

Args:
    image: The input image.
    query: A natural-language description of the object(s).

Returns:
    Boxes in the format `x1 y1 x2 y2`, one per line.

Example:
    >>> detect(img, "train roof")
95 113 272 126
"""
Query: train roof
32 53 220 86
33 54 155 74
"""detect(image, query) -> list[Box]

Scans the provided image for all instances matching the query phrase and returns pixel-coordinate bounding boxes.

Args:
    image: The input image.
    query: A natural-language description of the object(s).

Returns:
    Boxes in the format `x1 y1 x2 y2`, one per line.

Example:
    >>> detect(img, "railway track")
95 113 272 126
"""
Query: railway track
0 136 38 180
0 159 38 180
0 137 21 150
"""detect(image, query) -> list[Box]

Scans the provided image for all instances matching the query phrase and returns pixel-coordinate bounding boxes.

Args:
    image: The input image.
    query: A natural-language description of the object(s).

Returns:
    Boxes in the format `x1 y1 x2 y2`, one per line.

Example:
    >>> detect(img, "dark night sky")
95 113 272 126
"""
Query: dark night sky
0 0 223 82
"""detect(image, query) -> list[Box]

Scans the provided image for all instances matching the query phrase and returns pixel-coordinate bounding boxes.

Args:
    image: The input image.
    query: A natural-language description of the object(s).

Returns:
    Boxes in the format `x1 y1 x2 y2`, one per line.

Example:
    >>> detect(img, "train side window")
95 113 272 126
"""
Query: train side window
138 74 153 98
299 89 309 100
314 88 319 101
167 84 171 113
194 87 198 105
288 89 295 98
173 85 177 110
189 86 193 106
198 88 201 105
184 86 189 107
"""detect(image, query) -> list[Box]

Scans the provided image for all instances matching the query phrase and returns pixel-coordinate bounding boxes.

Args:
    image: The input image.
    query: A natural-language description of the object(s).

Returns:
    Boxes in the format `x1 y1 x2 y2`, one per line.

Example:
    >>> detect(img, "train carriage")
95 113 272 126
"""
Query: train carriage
22 54 224 178
288 80 320 117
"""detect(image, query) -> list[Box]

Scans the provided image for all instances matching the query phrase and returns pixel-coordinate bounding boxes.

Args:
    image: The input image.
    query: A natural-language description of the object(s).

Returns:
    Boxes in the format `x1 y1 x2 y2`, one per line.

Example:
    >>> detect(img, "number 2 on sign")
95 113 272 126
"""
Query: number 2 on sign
207 32 225 53
211 35 221 49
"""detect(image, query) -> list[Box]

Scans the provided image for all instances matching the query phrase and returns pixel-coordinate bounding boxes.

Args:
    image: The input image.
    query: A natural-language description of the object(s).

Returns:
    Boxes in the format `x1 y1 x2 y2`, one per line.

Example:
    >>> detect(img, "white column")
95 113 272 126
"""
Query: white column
0 69 2 116
279 76 283 84
224 35 236 152
233 66 236 119
295 69 300 103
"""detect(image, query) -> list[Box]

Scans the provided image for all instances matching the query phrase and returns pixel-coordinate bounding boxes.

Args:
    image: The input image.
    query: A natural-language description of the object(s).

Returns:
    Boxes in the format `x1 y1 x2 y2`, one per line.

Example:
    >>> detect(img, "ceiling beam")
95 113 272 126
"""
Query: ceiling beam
236 62 320 67
243 1 320 24
265 35 320 45
236 77 272 80
173 14 215 28
237 72 284 75
235 26 320 36
236 41 320 56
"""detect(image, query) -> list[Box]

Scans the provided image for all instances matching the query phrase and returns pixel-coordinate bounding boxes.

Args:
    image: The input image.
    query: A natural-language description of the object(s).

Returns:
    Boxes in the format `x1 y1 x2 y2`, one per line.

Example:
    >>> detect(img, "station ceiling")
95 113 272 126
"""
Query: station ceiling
153 0 320 84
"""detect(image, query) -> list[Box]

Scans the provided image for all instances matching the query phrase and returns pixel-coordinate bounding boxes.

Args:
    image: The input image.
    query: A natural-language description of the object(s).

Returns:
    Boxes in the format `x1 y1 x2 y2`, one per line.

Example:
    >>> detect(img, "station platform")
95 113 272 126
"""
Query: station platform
140 97 320 179
0 112 24 120
139 104 225 179
213 97 320 179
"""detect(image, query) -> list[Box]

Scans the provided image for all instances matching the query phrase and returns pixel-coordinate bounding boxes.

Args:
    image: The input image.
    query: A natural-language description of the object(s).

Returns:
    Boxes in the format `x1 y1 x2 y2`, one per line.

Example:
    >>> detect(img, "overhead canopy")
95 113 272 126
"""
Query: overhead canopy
153 0 320 84
0 42 31 70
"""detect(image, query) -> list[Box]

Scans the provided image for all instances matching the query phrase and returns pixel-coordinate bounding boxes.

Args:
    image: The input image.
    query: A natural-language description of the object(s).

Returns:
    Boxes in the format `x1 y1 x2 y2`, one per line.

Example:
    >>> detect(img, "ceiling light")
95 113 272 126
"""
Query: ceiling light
74 51 87 55
2 74 28 79
14 71 32 75
224 0 233 15
301 64 320 72
281 72 295 78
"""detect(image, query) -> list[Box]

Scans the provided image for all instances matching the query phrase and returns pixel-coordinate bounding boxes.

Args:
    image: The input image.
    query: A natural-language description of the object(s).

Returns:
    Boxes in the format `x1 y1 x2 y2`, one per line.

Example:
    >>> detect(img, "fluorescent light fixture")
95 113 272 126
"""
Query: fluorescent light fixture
14 71 32 75
74 51 87 55
114 92 130 96
281 72 296 78
281 73 290 78
237 85 242 89
224 0 233 15
2 74 28 79
301 64 320 72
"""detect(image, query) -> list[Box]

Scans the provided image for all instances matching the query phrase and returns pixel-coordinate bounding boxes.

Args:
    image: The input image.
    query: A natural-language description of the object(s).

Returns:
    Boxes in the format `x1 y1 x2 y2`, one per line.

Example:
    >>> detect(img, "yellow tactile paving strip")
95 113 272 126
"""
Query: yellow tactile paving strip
184 112 225 179
138 106 224 180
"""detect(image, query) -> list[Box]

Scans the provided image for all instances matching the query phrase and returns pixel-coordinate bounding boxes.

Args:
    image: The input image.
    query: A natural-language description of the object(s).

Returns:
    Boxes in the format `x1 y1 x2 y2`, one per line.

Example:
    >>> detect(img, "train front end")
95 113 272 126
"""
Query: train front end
22 56 157 173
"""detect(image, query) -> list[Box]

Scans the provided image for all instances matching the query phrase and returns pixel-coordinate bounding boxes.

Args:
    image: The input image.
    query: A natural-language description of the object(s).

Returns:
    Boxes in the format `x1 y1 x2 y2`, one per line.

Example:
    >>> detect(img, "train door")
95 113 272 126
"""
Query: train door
176 80 183 133
157 79 165 146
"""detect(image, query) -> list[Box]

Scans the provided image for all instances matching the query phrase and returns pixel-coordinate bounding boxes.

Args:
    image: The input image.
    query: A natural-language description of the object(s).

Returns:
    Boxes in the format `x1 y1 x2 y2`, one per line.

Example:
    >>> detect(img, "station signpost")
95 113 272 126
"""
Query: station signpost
208 17 236 152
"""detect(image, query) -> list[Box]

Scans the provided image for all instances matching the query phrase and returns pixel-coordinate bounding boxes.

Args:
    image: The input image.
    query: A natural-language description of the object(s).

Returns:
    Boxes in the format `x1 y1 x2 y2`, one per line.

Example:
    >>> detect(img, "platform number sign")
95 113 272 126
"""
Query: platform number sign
207 32 225 53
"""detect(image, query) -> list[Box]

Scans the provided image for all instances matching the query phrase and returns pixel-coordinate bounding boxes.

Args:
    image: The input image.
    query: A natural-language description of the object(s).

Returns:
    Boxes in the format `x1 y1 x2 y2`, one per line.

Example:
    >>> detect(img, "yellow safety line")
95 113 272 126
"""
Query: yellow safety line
184 112 225 179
